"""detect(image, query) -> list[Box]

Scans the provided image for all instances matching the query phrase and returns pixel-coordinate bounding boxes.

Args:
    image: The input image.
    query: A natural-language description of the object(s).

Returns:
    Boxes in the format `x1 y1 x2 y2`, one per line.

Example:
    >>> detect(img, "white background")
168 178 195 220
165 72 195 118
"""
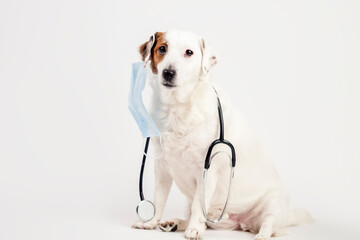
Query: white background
0 0 359 239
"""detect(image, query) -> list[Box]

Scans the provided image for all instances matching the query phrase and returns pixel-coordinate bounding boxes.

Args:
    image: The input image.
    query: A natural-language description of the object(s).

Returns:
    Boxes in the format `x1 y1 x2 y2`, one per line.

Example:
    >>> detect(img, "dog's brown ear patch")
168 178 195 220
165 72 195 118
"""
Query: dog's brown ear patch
139 35 154 61
200 38 218 74
150 32 166 74
138 32 166 74
139 41 149 61
211 56 217 65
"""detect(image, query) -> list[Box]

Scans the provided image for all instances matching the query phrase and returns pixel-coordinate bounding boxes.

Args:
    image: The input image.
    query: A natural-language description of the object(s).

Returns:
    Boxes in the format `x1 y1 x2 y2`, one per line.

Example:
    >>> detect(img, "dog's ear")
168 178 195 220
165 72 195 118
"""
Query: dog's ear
138 33 159 67
139 34 155 65
200 38 218 75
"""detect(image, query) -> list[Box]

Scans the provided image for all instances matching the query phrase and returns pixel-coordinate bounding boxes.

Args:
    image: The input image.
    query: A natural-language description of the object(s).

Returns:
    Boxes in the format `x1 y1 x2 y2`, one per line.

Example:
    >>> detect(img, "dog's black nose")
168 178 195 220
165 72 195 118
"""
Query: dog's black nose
162 69 176 82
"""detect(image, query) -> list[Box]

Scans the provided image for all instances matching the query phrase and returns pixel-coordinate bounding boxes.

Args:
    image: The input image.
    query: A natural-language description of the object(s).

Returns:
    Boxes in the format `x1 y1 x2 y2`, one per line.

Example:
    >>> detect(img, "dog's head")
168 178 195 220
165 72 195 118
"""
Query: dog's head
139 30 217 90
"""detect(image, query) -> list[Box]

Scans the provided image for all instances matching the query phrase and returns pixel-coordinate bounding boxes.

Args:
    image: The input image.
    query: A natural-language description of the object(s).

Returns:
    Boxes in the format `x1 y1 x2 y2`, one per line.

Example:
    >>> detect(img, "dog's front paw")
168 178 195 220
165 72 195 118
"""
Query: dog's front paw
185 225 205 240
254 233 270 240
132 219 158 230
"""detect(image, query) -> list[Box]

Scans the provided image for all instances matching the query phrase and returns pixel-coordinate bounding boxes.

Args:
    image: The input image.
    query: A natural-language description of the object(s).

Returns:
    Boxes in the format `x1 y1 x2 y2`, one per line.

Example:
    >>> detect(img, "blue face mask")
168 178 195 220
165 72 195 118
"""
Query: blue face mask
128 61 161 138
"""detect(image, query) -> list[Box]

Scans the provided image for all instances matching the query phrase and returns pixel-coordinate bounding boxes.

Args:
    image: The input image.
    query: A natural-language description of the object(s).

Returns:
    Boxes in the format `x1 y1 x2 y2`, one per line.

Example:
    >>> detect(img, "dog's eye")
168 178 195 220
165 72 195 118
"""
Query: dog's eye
158 46 166 54
185 49 193 57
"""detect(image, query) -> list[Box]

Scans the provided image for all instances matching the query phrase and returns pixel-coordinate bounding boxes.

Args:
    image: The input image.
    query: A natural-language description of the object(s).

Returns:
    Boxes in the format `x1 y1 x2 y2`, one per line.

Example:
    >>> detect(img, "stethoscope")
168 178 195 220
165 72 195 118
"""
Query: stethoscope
136 89 236 223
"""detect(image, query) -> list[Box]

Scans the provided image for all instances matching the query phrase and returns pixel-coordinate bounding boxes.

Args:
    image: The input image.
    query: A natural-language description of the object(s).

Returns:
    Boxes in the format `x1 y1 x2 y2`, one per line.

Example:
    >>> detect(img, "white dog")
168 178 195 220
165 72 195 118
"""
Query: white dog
132 30 312 240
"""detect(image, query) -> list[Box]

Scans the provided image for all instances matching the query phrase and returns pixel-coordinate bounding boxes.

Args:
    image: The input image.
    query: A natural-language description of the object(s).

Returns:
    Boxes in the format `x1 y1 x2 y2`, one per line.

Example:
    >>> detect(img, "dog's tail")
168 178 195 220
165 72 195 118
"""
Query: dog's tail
287 208 314 226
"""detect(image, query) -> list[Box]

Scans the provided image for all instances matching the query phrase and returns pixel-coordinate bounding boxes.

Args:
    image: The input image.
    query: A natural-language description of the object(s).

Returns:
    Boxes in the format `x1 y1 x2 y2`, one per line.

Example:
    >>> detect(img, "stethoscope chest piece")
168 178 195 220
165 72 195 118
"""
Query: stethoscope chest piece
136 200 155 222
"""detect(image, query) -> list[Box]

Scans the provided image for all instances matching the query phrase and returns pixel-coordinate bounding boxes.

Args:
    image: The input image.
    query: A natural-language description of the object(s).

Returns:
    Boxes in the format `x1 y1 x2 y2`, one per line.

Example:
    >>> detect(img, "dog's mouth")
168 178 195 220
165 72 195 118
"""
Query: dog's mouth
162 82 176 88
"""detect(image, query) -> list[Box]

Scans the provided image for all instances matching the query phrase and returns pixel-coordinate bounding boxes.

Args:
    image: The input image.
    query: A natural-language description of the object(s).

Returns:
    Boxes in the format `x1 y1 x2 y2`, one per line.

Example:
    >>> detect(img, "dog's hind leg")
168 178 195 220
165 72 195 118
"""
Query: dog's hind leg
253 191 289 240
254 215 274 240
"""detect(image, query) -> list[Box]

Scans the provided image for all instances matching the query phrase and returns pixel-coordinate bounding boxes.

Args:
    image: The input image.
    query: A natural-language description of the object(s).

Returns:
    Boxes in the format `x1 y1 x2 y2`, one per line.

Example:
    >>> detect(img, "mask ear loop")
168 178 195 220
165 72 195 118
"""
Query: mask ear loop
144 34 156 68
144 132 172 160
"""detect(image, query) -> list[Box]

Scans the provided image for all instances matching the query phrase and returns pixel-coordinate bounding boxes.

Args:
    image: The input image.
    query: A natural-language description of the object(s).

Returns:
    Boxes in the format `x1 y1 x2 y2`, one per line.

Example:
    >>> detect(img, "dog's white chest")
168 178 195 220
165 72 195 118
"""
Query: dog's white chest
152 96 219 198
159 128 214 198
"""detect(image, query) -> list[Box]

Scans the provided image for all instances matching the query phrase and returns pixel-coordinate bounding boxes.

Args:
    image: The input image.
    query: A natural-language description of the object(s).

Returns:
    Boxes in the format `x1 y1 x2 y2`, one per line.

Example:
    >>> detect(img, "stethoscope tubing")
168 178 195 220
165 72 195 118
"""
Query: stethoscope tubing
139 137 150 201
201 90 236 223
